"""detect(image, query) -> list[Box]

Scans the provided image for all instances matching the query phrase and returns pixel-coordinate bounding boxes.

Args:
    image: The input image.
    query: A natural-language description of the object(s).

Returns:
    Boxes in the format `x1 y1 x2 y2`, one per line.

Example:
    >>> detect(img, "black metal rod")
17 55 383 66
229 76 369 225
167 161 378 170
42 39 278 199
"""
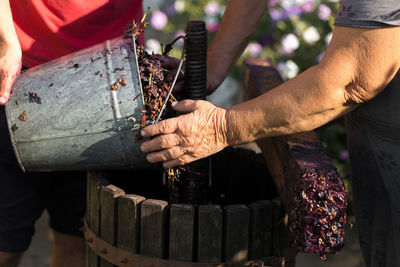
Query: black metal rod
181 21 209 204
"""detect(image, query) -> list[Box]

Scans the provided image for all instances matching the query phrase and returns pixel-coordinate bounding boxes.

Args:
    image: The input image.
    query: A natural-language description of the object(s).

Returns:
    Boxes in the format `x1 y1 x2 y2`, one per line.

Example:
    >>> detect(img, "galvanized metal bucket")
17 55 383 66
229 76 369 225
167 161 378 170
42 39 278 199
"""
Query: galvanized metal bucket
6 36 149 172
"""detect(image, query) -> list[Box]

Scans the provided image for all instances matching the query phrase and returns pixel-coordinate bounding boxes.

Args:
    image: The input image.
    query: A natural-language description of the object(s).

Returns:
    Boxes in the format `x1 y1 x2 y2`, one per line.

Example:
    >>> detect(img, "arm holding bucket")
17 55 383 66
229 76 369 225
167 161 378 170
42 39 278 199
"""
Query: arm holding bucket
0 0 22 105
206 0 268 94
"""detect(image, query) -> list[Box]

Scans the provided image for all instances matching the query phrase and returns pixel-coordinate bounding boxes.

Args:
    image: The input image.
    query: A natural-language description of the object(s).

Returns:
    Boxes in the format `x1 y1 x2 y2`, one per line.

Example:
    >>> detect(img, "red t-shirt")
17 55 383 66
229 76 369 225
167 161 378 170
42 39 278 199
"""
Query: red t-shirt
10 0 143 67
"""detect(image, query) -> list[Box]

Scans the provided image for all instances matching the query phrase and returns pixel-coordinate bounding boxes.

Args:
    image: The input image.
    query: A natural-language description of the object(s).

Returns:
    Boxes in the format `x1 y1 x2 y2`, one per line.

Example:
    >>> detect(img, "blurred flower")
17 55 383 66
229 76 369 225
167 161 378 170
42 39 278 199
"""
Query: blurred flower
268 0 280 7
150 10 168 31
295 0 306 5
279 33 299 54
318 4 332 21
269 8 285 21
294 20 308 35
206 20 219 32
301 0 315 13
174 30 186 45
165 5 176 16
338 149 349 161
174 0 185 13
281 0 305 8
303 26 320 45
204 1 221 16
283 5 302 19
325 32 333 45
146 39 161 54
277 60 299 79
246 42 263 57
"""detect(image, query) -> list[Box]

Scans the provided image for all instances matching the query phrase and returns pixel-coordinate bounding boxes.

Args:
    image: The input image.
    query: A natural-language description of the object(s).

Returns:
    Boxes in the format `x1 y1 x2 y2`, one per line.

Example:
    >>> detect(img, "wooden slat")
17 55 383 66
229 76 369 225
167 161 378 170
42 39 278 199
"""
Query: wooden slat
197 205 223 263
169 204 195 261
140 199 169 259
271 199 282 257
272 199 297 267
100 184 125 267
117 194 145 253
87 171 108 267
223 205 250 262
249 200 274 260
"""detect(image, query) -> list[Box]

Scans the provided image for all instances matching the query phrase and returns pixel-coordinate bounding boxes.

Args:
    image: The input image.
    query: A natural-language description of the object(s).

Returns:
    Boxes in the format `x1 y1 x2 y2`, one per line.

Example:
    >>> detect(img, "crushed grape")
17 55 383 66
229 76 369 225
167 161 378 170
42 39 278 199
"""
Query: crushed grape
289 168 347 261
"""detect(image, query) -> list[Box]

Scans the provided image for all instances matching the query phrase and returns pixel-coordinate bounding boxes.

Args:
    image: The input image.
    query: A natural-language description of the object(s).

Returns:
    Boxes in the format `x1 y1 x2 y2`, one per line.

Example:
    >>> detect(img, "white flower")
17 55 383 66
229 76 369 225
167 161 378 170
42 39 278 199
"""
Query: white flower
277 60 299 79
318 4 332 21
174 0 185 13
245 42 263 57
146 39 161 54
281 0 306 8
150 10 168 31
204 2 220 16
280 33 300 55
302 26 320 45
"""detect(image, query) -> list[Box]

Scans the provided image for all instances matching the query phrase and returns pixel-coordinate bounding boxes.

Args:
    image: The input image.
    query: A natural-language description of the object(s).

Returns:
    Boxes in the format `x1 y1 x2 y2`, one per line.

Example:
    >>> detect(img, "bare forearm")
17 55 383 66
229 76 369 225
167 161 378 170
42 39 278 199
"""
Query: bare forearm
0 0 19 45
225 66 355 145
207 0 268 81
225 26 400 146
0 0 21 105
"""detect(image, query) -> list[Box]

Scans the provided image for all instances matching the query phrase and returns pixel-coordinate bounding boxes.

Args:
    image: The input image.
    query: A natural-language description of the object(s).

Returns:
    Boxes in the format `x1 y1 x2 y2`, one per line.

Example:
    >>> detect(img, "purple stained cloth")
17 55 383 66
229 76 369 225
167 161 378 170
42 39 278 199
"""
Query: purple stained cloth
335 0 400 28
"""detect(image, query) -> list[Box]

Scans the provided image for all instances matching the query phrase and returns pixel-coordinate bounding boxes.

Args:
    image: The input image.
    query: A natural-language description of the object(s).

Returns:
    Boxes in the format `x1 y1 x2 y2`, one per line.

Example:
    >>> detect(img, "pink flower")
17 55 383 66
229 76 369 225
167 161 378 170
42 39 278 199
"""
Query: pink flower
174 30 186 45
204 2 221 16
269 8 284 21
318 4 332 21
302 0 315 13
206 21 219 33
150 10 168 31
246 42 263 57
268 0 279 7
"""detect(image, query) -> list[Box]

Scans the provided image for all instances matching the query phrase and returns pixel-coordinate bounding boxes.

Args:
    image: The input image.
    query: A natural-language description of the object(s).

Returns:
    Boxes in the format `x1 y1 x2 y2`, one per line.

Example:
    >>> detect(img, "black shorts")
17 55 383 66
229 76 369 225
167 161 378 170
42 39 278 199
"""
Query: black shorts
0 106 86 253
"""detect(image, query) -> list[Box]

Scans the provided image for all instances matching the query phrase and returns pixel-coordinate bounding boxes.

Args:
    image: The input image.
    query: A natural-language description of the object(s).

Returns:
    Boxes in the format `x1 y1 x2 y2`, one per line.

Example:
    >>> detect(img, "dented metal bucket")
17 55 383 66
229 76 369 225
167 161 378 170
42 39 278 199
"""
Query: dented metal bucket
6 36 149 171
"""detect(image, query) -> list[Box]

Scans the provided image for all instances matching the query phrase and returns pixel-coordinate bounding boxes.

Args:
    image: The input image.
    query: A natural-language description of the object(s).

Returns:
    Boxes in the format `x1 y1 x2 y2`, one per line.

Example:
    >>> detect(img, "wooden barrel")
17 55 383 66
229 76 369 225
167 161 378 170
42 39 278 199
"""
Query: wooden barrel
85 147 293 267
84 58 343 267
85 148 289 267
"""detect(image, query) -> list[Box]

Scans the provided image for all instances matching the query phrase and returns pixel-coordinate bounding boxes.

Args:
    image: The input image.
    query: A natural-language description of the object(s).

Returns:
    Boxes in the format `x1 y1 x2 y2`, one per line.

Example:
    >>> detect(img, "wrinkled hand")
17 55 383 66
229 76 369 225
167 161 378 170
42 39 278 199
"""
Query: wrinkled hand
140 100 228 168
0 41 22 105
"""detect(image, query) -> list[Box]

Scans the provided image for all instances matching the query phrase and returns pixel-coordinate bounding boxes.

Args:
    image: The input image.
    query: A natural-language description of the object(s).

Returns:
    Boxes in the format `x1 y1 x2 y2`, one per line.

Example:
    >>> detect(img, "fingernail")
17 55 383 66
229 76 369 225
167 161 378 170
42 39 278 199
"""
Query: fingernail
146 155 153 162
0 97 6 105
171 102 177 107
140 129 146 136
140 144 145 152
162 163 167 169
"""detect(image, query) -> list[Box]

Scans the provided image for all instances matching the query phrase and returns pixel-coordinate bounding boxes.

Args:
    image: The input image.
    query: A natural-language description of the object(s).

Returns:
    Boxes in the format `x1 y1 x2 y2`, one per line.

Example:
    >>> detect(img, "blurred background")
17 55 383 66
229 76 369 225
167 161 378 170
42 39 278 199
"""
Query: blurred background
20 1 364 266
